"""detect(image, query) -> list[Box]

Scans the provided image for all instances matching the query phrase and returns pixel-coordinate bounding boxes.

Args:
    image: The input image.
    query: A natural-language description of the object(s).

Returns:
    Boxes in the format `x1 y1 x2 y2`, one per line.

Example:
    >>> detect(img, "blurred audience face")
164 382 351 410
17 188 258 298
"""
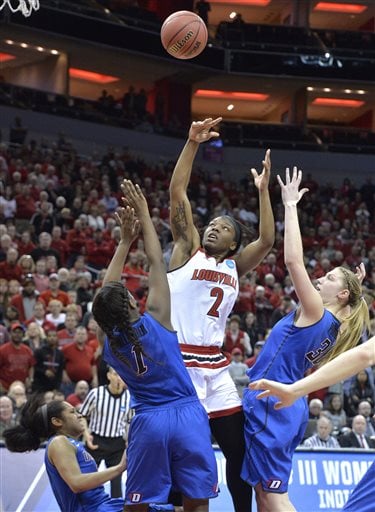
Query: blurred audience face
351 415 367 436
0 396 14 423
358 401 372 418
317 417 333 441
8 382 27 407
75 380 89 400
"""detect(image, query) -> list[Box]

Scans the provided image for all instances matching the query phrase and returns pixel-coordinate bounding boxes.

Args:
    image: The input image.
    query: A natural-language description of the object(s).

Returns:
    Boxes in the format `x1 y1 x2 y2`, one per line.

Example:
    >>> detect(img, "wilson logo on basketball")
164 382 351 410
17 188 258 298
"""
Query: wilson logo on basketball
169 30 194 53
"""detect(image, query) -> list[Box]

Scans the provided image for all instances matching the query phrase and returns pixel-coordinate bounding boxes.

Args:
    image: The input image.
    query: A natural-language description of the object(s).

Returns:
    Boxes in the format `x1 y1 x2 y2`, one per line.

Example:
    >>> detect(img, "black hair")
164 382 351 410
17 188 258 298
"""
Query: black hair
92 281 151 372
4 396 66 453
222 216 244 257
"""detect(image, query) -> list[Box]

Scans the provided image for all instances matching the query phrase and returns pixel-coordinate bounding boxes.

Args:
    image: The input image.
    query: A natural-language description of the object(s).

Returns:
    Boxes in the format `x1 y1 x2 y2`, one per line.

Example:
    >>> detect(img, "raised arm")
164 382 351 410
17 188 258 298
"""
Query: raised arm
235 149 275 277
49 436 126 493
277 167 322 322
169 117 222 270
121 180 172 328
250 337 375 409
102 207 140 286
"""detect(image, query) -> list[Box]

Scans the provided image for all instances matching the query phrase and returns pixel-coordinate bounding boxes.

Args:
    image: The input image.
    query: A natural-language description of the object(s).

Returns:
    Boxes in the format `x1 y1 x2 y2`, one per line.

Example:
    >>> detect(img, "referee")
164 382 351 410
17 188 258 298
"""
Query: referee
80 366 132 498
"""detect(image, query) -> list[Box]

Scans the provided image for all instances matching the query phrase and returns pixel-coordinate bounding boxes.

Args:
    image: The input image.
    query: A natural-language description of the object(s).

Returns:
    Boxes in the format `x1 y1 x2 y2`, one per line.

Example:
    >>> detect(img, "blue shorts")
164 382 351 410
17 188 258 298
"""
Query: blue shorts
125 397 218 505
241 388 308 493
343 461 374 512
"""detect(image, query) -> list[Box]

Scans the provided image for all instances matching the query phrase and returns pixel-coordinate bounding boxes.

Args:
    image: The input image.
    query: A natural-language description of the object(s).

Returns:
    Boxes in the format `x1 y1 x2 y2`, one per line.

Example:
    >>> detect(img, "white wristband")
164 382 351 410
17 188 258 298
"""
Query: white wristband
285 200 298 206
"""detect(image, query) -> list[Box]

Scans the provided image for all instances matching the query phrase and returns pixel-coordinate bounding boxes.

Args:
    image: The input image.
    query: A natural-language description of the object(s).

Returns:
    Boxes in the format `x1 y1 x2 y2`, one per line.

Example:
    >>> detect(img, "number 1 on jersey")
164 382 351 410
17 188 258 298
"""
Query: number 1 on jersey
132 346 148 375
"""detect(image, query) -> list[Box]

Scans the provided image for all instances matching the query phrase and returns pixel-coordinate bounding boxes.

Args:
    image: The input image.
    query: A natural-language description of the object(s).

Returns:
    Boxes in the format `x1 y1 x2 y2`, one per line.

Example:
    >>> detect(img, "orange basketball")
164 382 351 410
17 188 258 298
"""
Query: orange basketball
160 11 208 60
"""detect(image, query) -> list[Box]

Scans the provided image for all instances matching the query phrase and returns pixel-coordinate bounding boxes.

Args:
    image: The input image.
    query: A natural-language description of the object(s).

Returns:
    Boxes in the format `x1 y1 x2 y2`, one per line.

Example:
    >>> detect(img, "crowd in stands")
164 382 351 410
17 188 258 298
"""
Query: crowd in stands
0 124 374 454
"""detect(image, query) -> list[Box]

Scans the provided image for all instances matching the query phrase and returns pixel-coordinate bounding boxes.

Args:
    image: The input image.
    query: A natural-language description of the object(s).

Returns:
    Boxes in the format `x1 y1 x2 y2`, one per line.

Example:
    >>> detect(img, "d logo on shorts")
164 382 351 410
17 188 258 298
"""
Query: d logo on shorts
129 492 142 502
266 479 282 490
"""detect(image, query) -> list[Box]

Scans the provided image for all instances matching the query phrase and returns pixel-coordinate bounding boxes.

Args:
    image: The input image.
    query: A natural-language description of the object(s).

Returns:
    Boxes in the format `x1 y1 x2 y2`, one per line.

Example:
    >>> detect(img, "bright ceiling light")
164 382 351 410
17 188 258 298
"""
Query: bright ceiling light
312 98 365 107
227 104 234 110
69 68 120 84
323 88 331 92
307 87 314 91
194 90 269 101
314 2 367 14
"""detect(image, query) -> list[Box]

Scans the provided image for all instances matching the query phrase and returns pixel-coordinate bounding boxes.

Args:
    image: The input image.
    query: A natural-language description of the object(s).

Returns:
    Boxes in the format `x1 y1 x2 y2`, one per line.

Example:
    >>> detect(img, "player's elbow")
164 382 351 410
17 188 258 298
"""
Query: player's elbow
69 480 85 493
360 340 375 367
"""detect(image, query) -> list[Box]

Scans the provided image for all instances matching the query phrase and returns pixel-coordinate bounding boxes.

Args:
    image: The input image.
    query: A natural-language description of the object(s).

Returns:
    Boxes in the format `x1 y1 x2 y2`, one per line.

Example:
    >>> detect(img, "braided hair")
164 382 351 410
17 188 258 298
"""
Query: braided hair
92 281 151 372
4 396 66 453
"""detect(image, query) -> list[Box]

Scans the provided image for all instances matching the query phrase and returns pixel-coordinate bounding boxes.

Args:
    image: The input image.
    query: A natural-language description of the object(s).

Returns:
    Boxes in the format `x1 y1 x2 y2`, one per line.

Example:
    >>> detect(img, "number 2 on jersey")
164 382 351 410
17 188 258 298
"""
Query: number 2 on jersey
207 287 224 318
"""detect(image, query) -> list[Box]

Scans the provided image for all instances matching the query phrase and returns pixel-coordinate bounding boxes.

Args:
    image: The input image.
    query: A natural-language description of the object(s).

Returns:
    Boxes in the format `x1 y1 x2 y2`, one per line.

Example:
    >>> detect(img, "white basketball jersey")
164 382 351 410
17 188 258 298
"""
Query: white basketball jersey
167 249 239 347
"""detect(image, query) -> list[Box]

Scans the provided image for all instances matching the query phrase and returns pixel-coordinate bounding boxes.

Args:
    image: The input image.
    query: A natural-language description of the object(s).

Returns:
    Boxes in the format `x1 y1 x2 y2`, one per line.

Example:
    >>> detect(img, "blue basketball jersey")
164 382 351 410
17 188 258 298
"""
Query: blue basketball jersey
45 436 124 512
102 312 198 409
343 461 374 511
248 309 341 383
242 309 341 493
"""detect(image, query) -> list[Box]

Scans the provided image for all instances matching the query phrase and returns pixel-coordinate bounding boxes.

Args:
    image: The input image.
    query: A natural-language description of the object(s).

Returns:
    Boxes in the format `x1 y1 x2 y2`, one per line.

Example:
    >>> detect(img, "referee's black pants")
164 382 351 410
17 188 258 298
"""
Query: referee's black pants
87 434 126 498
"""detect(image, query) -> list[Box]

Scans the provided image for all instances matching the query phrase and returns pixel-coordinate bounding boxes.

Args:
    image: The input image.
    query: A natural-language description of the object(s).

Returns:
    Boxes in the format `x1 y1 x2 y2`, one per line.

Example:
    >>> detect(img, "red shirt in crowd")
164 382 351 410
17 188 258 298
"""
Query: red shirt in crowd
0 261 23 281
0 342 35 390
62 342 95 383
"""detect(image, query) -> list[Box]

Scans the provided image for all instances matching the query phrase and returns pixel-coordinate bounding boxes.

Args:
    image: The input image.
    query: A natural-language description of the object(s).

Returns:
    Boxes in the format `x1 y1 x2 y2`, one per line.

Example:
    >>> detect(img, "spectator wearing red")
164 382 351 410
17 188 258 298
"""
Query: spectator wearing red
14 184 37 219
257 252 285 283
25 301 55 332
85 229 113 270
33 258 50 292
223 315 252 357
245 340 265 368
0 247 24 282
65 218 88 266
10 274 40 323
50 226 69 267
17 230 36 257
66 380 90 409
122 251 148 294
39 273 71 309
0 323 35 392
62 326 98 394
57 313 78 348
232 275 255 317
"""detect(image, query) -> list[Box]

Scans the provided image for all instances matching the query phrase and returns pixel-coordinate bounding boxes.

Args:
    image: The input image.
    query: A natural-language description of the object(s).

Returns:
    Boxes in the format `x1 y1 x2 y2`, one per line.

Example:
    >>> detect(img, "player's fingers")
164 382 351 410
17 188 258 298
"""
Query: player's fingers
276 174 284 187
255 390 271 399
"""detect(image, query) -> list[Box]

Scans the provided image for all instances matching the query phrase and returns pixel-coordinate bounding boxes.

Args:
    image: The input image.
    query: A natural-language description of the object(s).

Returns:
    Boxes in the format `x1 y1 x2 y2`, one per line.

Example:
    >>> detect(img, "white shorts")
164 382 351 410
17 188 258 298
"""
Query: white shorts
180 344 242 417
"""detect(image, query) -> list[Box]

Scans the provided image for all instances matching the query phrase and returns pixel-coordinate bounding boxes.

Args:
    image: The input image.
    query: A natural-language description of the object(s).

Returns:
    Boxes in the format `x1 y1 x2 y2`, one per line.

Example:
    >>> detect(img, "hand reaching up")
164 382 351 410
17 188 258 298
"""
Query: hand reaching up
188 117 222 143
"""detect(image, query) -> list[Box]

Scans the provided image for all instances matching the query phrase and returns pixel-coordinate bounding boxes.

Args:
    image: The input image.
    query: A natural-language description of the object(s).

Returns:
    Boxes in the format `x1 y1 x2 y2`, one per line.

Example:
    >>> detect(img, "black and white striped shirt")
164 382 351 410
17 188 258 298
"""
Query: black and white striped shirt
303 435 340 449
79 385 132 438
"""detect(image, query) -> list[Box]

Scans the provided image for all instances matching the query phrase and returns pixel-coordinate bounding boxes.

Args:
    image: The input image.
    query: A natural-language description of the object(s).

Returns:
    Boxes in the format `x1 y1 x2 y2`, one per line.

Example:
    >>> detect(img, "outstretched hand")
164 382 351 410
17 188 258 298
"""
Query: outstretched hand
188 117 222 143
355 262 366 284
277 166 309 206
120 179 148 216
249 379 297 410
114 205 141 246
251 148 271 191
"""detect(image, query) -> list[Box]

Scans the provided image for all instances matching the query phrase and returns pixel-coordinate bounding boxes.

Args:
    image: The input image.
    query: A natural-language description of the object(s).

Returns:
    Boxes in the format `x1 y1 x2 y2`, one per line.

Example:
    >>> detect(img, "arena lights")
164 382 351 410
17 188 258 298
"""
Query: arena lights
0 52 16 62
3 39 59 54
312 98 365 107
314 2 367 14
194 90 269 101
69 68 120 84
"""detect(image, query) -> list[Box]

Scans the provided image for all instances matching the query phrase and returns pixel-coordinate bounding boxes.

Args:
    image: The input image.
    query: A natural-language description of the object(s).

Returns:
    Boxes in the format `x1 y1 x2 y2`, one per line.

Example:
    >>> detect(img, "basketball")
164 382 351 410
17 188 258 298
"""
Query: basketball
160 11 208 60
